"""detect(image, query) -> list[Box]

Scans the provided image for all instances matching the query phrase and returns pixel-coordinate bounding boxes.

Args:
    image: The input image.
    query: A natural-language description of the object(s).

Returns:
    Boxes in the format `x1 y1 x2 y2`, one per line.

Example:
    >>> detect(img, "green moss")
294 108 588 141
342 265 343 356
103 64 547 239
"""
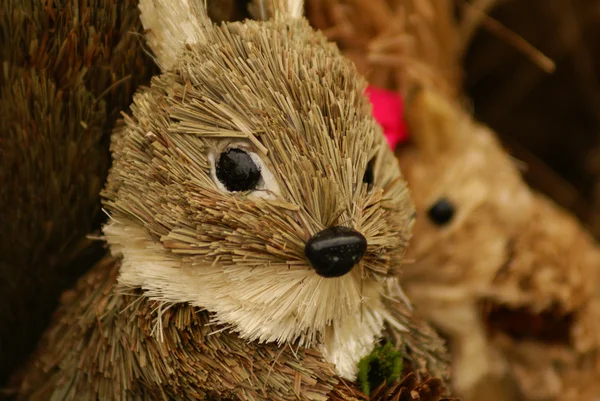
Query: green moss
357 342 404 395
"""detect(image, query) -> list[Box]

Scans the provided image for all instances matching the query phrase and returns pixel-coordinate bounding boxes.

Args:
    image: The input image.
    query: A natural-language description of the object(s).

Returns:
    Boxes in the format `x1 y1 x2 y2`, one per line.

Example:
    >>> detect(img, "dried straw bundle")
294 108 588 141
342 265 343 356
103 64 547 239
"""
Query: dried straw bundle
0 0 156 386
367 373 457 401
15 255 452 401
18 256 341 400
306 0 462 97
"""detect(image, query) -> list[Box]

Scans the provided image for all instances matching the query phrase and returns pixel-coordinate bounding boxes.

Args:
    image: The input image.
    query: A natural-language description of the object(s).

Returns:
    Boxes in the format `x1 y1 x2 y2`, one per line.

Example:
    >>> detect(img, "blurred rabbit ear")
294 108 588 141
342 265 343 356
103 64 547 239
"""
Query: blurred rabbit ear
404 86 470 157
249 0 304 20
139 0 212 70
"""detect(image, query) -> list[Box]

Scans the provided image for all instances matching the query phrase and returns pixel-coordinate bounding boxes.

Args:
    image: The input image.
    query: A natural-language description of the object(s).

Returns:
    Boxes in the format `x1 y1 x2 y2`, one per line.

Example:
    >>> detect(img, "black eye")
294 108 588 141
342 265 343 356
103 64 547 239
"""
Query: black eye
427 198 455 226
363 160 374 191
216 148 261 192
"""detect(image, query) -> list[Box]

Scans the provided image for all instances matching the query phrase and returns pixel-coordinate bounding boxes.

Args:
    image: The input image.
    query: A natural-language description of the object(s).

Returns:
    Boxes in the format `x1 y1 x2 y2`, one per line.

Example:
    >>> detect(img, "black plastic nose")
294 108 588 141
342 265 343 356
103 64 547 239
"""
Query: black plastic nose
305 226 368 278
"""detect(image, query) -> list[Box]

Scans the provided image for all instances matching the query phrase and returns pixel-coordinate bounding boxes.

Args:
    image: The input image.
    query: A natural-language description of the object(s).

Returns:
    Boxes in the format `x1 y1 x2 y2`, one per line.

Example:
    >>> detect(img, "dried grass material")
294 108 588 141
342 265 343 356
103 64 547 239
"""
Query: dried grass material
396 88 600 401
479 193 600 400
396 91 532 400
0 0 156 385
369 373 457 401
304 0 554 101
250 0 306 20
380 283 451 385
457 0 554 74
305 0 462 98
15 255 339 401
457 0 499 52
14 255 450 401
485 194 600 317
330 373 456 401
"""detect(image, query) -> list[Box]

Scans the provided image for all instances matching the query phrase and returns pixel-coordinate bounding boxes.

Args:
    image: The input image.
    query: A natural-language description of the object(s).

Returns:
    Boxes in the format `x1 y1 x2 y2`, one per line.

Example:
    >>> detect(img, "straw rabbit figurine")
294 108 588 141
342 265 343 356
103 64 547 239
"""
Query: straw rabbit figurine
14 1 453 399
398 88 600 401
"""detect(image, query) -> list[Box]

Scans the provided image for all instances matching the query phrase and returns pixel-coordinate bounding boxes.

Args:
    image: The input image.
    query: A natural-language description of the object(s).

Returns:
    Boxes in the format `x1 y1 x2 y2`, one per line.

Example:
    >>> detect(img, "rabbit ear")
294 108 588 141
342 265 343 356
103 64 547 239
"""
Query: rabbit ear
405 87 469 157
139 0 213 70
249 0 304 20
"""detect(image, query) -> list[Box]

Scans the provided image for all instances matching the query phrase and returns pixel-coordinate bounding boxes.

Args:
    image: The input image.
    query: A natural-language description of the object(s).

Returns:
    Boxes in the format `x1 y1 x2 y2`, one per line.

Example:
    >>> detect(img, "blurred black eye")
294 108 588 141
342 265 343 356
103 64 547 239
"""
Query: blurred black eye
427 198 455 226
216 148 261 192
363 160 374 191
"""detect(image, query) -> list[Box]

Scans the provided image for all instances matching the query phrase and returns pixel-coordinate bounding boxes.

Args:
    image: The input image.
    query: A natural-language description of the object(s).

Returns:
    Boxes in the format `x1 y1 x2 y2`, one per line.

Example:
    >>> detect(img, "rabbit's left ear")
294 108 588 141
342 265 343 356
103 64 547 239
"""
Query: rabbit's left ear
139 0 213 71
404 87 470 158
249 0 304 20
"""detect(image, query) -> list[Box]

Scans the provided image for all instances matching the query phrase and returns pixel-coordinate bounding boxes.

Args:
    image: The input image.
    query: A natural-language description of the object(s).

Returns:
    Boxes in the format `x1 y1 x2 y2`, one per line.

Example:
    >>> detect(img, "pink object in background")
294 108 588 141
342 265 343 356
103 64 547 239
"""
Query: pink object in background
365 86 409 150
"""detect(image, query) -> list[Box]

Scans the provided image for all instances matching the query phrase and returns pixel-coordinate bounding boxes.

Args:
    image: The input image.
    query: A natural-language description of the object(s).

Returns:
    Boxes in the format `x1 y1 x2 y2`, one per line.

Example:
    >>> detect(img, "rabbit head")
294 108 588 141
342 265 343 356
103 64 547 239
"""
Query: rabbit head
101 0 413 379
397 88 533 292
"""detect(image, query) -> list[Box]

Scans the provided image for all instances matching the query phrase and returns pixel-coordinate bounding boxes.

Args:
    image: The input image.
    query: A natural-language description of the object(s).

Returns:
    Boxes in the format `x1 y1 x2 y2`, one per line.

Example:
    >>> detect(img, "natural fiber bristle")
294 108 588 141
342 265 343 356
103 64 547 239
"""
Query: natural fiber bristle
15 255 452 400
17 256 341 400
305 0 463 97
330 373 456 401
0 0 156 385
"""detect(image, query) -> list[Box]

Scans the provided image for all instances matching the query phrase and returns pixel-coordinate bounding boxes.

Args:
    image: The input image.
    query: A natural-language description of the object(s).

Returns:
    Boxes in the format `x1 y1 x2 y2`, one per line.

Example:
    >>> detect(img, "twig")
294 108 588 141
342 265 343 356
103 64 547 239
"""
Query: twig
457 0 555 74
458 0 500 52
480 13 555 73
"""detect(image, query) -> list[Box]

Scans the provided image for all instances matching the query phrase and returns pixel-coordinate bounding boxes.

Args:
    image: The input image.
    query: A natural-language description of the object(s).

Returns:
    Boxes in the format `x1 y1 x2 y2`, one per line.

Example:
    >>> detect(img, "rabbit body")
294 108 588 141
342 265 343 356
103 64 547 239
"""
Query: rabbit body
17 255 346 401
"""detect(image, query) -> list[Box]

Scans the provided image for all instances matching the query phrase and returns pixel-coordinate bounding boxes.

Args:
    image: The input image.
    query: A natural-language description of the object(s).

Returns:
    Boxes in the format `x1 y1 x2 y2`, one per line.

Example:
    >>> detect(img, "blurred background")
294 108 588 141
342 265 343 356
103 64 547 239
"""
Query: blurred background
464 0 600 237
